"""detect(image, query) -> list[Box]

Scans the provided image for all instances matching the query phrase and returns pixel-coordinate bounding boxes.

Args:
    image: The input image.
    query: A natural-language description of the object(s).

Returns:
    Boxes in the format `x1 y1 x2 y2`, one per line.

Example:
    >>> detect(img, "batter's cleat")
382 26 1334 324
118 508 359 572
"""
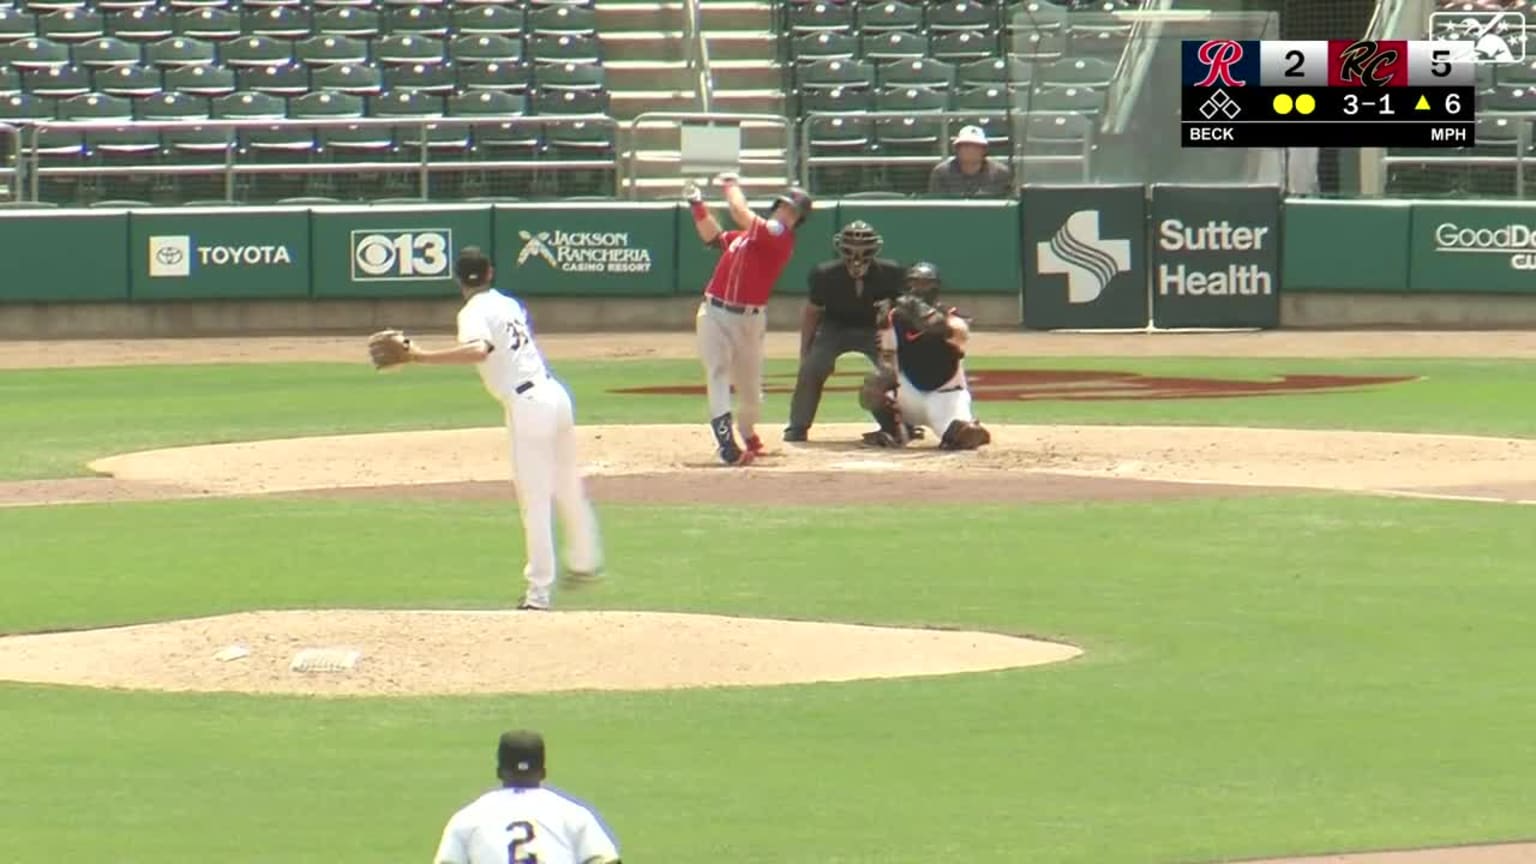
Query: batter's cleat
719 443 755 466
782 426 807 442
744 434 765 456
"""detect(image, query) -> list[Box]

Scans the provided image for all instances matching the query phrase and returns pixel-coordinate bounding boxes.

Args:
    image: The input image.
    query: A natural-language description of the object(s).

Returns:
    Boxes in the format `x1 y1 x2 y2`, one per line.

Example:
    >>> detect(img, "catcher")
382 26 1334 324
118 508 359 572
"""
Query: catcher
859 262 991 450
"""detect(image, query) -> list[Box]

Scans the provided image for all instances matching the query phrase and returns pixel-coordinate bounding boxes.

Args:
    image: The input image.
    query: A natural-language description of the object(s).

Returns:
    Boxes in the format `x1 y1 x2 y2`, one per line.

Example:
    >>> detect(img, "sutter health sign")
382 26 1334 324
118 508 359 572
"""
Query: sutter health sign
1150 185 1281 328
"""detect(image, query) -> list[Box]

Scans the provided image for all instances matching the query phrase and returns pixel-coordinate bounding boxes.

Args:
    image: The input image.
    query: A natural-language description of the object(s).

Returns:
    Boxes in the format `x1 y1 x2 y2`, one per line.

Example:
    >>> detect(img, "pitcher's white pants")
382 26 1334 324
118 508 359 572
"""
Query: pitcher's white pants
695 299 767 440
503 376 602 608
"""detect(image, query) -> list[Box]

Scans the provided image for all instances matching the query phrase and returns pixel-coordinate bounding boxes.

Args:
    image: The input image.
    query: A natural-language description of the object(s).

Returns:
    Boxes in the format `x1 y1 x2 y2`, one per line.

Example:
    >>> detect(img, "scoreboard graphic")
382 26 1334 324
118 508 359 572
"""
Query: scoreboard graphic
1180 39 1478 148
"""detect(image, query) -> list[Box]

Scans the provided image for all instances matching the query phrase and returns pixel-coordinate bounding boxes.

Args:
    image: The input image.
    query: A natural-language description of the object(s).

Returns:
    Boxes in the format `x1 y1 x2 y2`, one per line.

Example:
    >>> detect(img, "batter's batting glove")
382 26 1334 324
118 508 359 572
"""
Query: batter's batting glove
714 171 740 186
682 181 704 204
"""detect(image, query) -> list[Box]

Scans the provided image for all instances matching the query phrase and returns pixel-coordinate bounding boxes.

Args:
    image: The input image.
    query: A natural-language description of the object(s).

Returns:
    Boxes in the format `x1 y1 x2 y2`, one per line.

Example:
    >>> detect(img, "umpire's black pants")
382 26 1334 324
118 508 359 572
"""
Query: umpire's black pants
787 322 877 433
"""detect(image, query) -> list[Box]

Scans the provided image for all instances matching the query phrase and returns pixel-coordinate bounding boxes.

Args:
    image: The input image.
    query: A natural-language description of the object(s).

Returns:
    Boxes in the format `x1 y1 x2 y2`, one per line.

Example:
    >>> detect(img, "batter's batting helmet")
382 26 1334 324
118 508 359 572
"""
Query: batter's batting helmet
773 187 814 226
905 261 941 302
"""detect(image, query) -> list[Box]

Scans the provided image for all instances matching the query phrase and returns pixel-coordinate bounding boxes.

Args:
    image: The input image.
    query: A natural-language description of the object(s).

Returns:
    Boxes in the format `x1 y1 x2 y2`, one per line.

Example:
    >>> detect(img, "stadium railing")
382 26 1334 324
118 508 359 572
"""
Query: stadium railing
12 114 618 204
620 111 794 199
0 122 20 201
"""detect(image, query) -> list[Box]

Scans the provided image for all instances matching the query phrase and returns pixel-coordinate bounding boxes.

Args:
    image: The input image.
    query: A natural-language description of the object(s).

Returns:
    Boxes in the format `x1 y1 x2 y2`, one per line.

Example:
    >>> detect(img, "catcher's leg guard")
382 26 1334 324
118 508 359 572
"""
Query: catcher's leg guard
939 419 991 450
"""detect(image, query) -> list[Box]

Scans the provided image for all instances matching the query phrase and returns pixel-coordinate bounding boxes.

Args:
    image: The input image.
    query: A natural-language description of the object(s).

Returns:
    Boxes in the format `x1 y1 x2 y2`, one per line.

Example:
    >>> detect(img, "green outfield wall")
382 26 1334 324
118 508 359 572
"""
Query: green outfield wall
5 193 1536 332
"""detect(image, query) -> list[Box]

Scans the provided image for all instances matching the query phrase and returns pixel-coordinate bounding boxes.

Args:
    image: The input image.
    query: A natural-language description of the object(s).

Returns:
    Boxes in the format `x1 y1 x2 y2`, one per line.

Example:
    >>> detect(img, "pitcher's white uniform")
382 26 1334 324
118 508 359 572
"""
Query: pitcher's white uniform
458 289 602 608
434 786 620 864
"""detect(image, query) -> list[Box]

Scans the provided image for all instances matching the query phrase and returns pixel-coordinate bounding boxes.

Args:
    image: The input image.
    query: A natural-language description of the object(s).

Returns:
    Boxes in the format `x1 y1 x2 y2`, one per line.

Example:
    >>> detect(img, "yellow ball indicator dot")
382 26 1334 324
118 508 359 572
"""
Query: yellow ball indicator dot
1272 93 1294 115
1296 93 1316 115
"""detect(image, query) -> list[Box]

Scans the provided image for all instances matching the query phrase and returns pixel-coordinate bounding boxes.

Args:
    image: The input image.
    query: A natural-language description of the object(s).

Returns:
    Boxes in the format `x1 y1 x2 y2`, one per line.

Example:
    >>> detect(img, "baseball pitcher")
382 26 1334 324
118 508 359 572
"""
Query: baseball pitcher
859 262 991 450
687 172 813 465
366 247 603 611
434 730 621 864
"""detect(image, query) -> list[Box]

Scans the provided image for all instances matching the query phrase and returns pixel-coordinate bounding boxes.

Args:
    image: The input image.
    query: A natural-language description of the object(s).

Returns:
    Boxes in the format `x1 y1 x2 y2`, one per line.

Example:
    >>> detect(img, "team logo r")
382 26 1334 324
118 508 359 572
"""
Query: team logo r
1195 40 1246 87
1037 210 1133 304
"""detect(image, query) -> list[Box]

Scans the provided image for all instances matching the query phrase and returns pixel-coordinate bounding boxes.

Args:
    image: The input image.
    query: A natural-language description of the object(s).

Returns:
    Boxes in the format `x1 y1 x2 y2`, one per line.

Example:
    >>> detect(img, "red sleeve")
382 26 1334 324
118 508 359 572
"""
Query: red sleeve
712 229 742 250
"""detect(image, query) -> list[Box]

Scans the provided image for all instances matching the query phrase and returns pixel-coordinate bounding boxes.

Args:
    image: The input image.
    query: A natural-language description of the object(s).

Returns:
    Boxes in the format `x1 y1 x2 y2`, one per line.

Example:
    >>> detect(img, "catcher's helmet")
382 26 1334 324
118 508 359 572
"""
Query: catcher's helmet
905 261 941 301
772 187 814 226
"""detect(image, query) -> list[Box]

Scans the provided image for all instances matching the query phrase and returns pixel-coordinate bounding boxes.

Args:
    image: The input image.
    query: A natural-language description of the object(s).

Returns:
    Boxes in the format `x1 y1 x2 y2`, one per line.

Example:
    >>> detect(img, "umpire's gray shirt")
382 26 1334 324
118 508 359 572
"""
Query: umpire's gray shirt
928 157 1014 198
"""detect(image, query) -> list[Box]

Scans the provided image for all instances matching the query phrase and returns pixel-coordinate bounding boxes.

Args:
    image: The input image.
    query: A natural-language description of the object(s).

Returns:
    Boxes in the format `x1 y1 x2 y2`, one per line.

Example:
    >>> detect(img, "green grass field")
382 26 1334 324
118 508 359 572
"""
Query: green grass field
3 355 1535 863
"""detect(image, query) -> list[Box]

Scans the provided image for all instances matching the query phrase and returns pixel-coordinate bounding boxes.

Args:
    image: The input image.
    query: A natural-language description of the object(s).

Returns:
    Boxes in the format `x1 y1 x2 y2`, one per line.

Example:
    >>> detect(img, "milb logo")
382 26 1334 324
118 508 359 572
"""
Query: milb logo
351 229 452 281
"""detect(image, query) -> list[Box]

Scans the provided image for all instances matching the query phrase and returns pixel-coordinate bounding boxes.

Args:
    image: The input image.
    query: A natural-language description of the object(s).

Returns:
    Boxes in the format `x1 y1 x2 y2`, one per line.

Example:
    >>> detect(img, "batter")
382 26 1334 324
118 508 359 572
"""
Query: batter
686 172 813 465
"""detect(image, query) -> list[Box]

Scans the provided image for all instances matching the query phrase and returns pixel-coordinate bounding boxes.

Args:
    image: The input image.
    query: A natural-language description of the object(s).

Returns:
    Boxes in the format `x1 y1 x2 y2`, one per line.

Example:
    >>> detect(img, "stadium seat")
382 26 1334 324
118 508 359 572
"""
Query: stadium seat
1475 115 1518 152
0 67 20 94
247 6 312 40
535 60 604 91
237 61 309 95
955 84 1009 111
450 88 523 117
958 56 1031 89
24 63 92 96
94 61 162 96
0 36 70 69
168 0 237 10
862 31 925 62
38 8 105 42
807 113 872 153
877 86 948 113
312 0 377 8
529 4 595 37
797 58 874 91
800 84 874 114
1023 111 1089 154
243 0 309 8
0 8 37 41
373 88 465 152
1065 12 1131 55
451 33 522 64
135 90 210 120
1483 86 1536 113
931 31 996 63
310 61 382 94
108 7 174 42
877 57 954 90
468 98 539 159
73 35 140 67
69 93 160 156
219 35 291 67
457 60 531 93
290 88 363 121
792 32 856 64
0 92 56 123
176 8 240 41
528 33 599 64
316 109 392 155
295 34 369 66
375 33 445 65
1030 84 1105 114
1005 1 1067 34
212 89 286 119
787 2 852 35
1010 30 1064 61
544 118 611 154
383 61 456 93
146 35 216 67
929 1 996 32
1496 59 1536 88
532 87 606 114
162 61 234 94
454 4 523 37
858 1 923 33
1039 56 1114 88
313 6 380 38
384 4 450 37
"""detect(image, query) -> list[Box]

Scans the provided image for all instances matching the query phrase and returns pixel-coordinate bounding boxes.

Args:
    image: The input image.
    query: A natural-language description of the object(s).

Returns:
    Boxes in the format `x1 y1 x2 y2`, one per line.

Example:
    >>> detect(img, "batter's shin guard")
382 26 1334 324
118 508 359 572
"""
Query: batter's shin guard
710 412 738 450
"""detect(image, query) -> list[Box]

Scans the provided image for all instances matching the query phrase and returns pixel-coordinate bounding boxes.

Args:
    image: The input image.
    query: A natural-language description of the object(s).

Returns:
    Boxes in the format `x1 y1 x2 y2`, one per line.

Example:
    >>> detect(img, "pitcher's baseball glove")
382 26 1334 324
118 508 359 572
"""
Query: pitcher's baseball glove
367 329 414 370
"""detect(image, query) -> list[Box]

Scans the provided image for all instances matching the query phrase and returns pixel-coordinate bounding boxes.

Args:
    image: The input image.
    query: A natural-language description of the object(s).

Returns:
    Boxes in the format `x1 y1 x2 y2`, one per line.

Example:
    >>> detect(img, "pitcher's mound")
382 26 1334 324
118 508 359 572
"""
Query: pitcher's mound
0 609 1080 697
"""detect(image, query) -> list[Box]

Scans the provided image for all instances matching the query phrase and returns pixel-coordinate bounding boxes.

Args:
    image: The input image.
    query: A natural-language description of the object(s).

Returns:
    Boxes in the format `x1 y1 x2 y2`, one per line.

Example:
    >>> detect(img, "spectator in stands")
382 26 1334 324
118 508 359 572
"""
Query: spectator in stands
928 126 1013 199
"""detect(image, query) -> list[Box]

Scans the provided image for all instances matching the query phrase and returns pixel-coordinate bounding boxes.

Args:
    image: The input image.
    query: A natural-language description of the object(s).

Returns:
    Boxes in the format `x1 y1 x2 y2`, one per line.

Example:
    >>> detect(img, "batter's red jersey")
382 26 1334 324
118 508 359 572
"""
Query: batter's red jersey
704 216 796 307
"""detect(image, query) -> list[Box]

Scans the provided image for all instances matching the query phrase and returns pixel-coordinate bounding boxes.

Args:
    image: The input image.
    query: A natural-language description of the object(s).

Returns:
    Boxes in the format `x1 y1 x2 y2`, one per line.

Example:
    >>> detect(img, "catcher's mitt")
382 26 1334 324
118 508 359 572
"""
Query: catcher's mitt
367 329 414 370
891 293 951 340
858 368 897 413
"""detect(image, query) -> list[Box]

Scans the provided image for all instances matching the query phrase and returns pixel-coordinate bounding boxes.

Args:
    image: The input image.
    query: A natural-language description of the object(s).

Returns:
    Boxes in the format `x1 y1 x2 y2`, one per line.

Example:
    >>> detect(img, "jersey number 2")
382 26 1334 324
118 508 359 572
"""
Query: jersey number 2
506 820 537 864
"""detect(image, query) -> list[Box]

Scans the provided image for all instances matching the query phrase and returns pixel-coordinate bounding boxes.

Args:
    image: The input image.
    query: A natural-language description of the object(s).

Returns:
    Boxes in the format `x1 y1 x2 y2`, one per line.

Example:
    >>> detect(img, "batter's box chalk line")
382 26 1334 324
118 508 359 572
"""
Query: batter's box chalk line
290 647 363 673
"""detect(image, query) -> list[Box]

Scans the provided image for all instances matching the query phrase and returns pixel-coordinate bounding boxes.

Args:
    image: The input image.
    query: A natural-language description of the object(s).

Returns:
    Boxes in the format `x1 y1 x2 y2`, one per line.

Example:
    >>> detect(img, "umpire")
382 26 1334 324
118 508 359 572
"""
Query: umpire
784 220 904 441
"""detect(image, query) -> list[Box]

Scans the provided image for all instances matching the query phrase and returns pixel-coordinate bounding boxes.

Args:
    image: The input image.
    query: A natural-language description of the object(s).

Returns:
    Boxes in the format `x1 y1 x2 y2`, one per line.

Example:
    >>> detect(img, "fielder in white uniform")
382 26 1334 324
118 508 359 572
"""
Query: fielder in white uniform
398 247 603 610
434 730 621 864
